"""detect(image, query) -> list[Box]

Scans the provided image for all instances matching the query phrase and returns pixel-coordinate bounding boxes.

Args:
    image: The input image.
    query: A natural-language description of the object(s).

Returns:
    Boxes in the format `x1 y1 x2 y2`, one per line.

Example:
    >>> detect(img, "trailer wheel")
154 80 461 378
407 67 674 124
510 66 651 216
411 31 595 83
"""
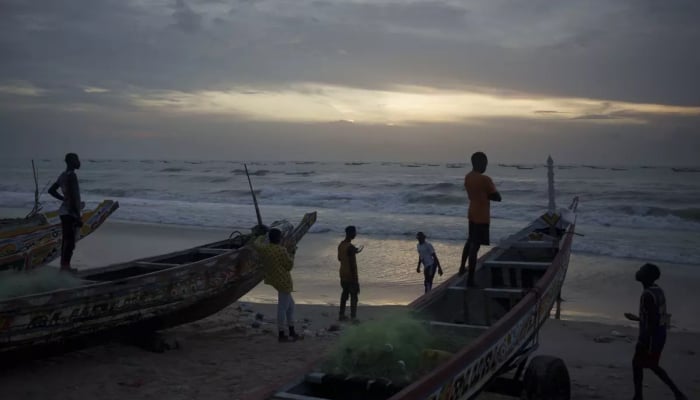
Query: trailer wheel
521 355 570 400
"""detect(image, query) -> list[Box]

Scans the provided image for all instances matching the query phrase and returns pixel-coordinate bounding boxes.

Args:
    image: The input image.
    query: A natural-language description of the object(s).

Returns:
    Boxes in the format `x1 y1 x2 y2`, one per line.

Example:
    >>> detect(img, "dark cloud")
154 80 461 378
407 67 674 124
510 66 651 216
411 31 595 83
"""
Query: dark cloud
1 0 699 163
172 0 203 33
1 0 698 103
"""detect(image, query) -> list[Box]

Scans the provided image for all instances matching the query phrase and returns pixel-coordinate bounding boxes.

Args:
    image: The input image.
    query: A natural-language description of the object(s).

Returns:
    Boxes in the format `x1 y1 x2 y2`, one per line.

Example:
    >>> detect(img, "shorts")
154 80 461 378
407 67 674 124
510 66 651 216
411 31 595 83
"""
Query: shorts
468 221 490 246
633 345 662 368
341 281 360 295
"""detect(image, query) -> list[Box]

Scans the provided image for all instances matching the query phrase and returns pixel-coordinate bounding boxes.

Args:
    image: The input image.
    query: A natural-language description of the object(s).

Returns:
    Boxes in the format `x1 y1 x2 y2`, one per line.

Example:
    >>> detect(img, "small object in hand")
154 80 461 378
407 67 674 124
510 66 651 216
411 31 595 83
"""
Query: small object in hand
356 245 364 253
624 312 639 321
75 219 84 228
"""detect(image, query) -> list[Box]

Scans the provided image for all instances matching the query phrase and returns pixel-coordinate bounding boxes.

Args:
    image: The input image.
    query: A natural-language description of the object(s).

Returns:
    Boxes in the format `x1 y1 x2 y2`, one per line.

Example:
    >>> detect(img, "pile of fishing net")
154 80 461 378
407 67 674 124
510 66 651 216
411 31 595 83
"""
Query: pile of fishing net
321 312 468 383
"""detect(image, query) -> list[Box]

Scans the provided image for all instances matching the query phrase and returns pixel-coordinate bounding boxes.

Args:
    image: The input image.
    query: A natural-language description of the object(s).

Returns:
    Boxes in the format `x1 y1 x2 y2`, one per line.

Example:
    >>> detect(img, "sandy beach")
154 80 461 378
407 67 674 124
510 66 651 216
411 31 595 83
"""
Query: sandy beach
1 302 698 400
1 219 698 399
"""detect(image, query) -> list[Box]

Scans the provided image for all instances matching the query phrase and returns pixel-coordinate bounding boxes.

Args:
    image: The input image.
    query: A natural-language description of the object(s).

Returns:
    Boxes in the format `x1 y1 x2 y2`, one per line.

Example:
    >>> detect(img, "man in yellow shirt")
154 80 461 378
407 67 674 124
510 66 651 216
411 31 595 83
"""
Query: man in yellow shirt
459 152 501 287
255 228 299 342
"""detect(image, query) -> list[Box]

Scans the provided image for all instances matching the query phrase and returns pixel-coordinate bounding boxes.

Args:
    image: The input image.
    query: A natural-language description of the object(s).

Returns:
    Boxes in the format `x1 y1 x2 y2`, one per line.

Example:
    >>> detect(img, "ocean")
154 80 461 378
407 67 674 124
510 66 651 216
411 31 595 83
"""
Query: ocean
2 158 699 266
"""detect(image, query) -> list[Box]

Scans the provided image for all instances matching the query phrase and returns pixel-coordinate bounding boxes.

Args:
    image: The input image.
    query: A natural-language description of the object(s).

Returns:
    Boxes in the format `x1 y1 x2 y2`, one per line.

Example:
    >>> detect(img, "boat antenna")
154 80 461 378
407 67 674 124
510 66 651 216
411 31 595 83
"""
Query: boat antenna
547 155 556 214
26 160 42 218
244 163 264 228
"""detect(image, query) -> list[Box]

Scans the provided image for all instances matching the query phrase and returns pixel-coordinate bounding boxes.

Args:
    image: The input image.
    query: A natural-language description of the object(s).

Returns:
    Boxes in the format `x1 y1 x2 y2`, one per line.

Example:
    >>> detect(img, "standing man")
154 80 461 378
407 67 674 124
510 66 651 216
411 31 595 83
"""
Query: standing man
459 152 501 287
625 263 687 400
338 225 363 323
415 232 443 293
255 228 300 342
48 153 83 272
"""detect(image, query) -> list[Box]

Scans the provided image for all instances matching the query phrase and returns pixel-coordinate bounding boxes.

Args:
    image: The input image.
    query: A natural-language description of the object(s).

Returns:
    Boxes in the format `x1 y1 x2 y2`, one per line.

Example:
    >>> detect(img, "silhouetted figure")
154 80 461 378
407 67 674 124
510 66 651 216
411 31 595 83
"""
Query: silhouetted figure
459 152 501 286
415 232 442 293
338 225 363 323
254 228 299 342
48 153 83 272
625 263 687 400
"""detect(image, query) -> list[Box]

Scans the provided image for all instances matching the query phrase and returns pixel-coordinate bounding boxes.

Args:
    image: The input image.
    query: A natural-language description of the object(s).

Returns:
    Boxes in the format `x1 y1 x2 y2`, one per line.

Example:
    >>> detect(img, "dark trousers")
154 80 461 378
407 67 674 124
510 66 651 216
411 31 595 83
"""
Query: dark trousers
423 265 437 293
60 215 77 268
339 281 359 318
632 343 684 399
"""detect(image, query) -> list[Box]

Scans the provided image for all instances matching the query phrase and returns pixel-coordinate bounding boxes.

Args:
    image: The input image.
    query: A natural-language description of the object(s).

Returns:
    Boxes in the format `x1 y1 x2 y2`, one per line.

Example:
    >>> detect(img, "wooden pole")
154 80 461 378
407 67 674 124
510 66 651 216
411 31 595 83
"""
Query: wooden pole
244 163 263 227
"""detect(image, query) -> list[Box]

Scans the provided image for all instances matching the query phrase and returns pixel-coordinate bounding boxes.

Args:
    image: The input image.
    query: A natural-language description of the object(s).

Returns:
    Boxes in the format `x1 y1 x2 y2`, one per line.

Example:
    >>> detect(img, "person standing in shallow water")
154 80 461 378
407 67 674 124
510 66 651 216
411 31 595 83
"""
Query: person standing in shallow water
48 153 83 272
338 225 363 323
415 232 442 293
625 263 687 400
459 152 501 287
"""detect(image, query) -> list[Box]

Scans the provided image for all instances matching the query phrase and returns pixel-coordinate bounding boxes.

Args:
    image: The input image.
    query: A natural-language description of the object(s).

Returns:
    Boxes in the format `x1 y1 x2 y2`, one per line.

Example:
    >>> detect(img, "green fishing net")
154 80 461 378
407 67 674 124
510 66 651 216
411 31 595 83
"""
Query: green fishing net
0 268 85 300
321 312 471 382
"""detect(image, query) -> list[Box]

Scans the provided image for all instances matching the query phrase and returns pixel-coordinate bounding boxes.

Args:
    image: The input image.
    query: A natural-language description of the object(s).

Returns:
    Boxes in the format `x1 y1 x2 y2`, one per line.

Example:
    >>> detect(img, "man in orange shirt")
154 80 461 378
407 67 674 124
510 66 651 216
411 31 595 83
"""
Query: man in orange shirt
459 152 501 287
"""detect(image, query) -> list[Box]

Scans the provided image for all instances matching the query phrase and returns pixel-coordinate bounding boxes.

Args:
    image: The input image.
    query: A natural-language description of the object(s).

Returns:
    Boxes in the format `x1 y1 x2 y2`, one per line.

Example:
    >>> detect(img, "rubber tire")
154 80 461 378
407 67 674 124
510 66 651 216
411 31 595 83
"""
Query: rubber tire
521 355 571 400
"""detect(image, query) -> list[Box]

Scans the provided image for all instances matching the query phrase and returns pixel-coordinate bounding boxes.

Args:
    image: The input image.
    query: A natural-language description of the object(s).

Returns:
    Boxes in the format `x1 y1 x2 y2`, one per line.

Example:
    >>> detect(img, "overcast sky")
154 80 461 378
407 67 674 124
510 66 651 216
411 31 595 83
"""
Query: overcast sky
1 0 698 164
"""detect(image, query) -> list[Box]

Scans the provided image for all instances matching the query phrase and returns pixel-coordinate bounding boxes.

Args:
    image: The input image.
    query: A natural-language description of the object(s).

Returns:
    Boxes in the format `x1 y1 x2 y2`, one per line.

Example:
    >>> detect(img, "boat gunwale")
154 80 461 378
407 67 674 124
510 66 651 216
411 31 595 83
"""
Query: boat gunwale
0 200 118 240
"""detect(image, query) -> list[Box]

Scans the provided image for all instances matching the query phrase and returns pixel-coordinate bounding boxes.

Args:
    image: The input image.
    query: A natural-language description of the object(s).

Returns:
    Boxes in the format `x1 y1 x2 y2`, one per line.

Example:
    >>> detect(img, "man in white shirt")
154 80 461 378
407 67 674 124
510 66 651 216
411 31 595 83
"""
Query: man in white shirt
416 232 443 293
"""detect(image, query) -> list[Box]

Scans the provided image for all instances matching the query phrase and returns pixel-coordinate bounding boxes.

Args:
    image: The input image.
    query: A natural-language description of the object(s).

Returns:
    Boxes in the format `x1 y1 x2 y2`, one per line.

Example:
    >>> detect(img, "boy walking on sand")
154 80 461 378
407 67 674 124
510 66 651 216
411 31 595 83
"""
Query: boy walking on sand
459 152 501 287
338 226 363 322
255 228 300 342
625 263 687 400
415 232 442 293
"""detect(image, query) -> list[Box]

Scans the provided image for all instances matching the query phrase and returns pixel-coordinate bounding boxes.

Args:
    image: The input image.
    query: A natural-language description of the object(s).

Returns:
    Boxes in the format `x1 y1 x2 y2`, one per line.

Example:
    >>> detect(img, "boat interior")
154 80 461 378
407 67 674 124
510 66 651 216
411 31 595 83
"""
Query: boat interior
79 236 251 282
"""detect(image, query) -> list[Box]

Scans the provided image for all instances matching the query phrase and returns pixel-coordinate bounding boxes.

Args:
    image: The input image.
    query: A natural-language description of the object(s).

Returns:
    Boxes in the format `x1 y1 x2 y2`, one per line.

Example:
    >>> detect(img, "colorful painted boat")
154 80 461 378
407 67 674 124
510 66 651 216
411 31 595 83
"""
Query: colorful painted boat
266 160 578 400
0 211 316 361
0 200 119 272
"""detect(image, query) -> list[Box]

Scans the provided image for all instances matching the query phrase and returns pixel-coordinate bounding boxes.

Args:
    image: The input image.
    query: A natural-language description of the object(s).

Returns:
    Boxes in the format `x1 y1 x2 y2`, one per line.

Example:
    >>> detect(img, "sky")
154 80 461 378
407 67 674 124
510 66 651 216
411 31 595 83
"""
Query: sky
1 0 699 164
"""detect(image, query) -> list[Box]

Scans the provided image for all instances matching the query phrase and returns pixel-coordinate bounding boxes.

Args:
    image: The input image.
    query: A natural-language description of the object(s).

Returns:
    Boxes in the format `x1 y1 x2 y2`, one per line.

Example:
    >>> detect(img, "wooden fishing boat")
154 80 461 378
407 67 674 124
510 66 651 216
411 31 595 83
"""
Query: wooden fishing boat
0 200 119 272
0 211 316 361
267 159 578 400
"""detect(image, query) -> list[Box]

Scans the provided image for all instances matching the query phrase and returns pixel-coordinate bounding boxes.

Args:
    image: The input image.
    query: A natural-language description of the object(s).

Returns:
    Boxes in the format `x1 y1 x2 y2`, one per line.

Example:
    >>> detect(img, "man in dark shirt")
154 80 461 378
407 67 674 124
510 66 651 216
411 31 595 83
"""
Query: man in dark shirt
48 153 83 272
625 263 687 400
337 225 363 323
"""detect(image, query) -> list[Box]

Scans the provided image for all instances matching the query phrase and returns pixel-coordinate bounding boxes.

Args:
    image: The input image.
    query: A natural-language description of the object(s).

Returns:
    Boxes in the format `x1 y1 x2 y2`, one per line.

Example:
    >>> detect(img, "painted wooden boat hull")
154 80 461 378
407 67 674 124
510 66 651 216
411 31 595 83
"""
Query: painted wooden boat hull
0 200 120 272
0 211 316 362
266 207 576 400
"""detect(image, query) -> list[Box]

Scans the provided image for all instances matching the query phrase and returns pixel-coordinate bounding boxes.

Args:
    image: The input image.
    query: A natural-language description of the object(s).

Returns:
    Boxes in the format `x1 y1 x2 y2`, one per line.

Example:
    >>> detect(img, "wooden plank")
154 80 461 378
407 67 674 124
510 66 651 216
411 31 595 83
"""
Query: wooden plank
483 260 550 269
428 321 489 330
272 392 328 400
483 288 525 295
134 261 180 268
510 241 558 249
198 248 229 255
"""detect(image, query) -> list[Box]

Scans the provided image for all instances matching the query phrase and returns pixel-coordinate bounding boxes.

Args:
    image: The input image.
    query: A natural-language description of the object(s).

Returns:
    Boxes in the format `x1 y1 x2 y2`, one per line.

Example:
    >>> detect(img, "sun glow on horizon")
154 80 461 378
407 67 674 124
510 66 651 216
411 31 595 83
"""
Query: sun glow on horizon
124 83 700 125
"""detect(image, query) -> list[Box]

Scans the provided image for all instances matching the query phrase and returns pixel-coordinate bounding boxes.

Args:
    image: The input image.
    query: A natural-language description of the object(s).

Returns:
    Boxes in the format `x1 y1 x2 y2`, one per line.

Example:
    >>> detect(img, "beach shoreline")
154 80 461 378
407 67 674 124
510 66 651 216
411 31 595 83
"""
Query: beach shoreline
30 217 700 333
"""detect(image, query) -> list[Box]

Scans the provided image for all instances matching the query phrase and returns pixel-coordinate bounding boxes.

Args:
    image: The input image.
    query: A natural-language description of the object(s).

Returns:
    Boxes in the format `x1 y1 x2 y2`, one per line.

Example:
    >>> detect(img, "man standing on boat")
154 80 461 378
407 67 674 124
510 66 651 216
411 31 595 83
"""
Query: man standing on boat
338 225 363 323
255 228 300 342
625 263 687 400
459 152 501 287
415 232 443 293
48 153 83 273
